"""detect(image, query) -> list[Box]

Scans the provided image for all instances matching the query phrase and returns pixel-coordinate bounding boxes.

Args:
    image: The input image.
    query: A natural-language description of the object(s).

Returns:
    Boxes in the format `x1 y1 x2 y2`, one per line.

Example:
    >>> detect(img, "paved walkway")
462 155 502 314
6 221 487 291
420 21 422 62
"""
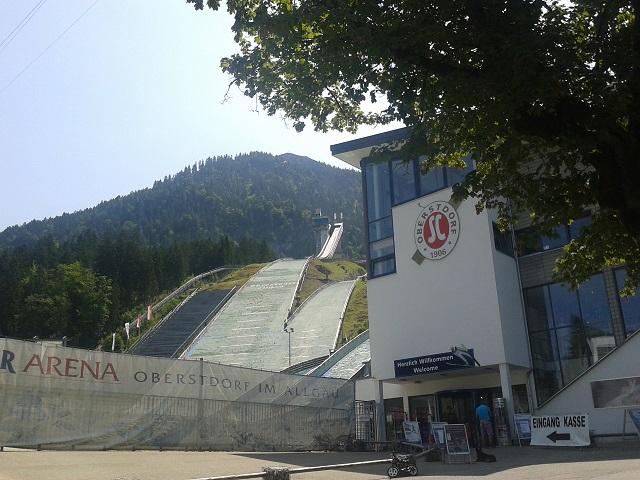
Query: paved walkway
1 445 639 480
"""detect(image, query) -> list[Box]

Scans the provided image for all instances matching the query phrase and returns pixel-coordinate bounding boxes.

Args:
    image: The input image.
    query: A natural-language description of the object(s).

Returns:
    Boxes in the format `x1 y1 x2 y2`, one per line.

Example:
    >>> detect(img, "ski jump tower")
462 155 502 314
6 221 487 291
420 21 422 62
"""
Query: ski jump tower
313 209 344 259
312 209 330 254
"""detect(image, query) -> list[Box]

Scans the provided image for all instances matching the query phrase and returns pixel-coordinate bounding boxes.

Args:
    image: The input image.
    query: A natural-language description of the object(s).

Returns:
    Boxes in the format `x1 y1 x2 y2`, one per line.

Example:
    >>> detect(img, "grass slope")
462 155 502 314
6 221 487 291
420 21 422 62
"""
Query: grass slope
205 263 268 290
339 279 368 346
295 259 365 308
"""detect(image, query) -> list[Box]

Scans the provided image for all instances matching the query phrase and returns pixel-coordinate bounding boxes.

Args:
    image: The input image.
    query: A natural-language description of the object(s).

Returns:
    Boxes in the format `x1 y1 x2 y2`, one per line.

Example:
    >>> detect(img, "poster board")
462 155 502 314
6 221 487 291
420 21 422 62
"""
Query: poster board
530 415 590 447
591 376 640 408
431 422 447 449
624 409 640 438
402 421 422 444
444 423 470 455
514 414 532 446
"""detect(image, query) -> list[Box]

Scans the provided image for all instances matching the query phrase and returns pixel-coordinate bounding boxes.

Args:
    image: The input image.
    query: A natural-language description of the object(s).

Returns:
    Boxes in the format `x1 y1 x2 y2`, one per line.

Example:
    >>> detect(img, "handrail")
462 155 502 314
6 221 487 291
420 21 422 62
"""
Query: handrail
171 286 237 358
189 458 393 480
127 288 199 353
332 277 363 349
310 329 370 378
286 257 311 320
125 266 238 353
151 266 238 313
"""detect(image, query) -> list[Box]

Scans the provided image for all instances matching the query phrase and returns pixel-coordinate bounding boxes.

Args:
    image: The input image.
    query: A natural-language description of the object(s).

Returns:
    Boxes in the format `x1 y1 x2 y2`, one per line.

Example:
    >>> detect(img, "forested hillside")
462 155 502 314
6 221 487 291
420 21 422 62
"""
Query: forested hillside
0 152 363 258
0 152 363 348
0 233 274 347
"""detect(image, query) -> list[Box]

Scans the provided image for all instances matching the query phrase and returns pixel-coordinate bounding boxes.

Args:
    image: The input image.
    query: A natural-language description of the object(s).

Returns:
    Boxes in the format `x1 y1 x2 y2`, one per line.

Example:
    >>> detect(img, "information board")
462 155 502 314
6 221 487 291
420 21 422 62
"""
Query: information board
444 423 470 455
530 414 590 447
514 414 531 446
431 422 447 449
591 376 640 408
628 409 640 435
394 349 476 377
402 421 422 444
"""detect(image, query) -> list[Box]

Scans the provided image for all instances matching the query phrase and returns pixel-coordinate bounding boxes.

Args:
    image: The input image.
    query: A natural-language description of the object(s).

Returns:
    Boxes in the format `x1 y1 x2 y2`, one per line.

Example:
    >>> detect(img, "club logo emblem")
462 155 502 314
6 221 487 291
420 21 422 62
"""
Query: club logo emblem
414 201 460 261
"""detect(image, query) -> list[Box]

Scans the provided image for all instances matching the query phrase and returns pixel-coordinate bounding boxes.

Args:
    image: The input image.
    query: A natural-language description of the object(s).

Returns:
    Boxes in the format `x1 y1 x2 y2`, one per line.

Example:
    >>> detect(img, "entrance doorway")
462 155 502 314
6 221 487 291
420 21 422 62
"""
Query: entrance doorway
436 388 499 447
436 388 499 424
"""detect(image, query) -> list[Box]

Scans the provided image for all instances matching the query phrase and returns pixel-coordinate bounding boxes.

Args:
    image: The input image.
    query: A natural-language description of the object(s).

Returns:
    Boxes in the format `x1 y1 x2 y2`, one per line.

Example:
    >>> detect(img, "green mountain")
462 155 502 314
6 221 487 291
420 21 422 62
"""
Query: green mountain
0 152 363 346
0 152 363 259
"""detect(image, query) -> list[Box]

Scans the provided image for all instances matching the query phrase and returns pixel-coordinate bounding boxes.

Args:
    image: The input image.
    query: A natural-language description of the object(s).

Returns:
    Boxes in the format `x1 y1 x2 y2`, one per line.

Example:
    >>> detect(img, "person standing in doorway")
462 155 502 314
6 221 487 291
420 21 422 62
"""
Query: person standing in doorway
475 398 494 448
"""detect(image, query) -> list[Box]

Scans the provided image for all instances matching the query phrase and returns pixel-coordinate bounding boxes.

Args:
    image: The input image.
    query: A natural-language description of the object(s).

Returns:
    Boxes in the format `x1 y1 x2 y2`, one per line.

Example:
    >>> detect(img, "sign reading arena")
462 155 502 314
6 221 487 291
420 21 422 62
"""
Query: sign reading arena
394 349 476 378
415 201 460 261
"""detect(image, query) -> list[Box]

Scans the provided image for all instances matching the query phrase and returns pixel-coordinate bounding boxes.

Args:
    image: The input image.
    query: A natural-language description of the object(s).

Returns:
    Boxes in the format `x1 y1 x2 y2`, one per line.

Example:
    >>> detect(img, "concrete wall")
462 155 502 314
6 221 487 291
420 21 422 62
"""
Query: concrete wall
368 189 529 381
538 332 640 435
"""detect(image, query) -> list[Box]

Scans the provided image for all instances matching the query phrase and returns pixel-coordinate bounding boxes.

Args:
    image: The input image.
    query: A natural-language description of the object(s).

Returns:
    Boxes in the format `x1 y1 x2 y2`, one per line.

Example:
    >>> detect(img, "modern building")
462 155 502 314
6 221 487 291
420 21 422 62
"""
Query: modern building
330 127 640 441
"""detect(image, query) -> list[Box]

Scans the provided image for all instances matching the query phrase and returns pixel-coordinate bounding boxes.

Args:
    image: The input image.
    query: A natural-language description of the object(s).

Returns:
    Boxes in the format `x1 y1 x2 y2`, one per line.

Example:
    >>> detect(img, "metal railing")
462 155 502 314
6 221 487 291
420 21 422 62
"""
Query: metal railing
171 286 237 358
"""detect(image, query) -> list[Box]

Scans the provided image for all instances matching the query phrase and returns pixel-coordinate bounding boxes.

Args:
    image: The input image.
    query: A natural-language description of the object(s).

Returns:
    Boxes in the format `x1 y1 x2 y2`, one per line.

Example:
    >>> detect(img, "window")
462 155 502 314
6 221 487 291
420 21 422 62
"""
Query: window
368 216 393 243
372 256 396 277
409 395 436 424
493 222 514 257
446 155 475 186
578 275 613 336
515 216 591 257
548 283 581 329
363 154 476 278
370 237 394 260
391 159 417 205
529 330 562 403
614 269 640 336
365 161 391 221
524 273 613 404
523 287 554 332
419 166 446 196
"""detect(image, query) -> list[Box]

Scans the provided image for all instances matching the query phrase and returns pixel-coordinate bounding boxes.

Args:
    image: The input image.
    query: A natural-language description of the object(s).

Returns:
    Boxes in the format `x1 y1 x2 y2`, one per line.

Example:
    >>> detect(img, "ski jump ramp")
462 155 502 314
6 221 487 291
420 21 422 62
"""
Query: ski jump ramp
286 280 356 365
182 259 307 372
317 222 343 259
311 330 371 379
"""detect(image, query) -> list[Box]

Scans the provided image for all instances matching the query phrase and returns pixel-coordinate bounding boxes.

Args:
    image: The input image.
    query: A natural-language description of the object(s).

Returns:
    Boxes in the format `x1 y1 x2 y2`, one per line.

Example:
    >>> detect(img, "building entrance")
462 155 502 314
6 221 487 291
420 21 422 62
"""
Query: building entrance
436 388 499 424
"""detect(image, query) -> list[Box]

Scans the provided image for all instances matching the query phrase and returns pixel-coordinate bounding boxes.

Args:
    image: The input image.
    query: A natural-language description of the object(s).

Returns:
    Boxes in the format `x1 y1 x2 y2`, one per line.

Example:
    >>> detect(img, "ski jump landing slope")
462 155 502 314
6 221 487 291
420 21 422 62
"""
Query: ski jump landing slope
287 280 356 365
311 330 371 379
183 259 307 371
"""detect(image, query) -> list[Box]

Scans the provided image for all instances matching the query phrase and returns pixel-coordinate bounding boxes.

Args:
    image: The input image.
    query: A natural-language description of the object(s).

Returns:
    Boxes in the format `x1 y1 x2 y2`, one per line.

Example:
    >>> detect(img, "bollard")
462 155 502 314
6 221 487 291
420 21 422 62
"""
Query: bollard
262 467 290 480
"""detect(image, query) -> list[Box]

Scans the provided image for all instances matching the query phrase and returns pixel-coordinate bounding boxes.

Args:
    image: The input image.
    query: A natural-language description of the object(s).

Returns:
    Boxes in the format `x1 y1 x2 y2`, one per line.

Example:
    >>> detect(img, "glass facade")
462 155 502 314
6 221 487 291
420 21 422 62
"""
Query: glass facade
362 155 474 278
614 269 640 337
515 216 591 256
524 274 614 404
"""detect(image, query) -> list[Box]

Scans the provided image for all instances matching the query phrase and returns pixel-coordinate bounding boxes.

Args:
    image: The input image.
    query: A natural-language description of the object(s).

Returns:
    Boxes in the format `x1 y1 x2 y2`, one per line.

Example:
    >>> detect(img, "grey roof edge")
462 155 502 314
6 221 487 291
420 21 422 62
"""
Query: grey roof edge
330 127 410 156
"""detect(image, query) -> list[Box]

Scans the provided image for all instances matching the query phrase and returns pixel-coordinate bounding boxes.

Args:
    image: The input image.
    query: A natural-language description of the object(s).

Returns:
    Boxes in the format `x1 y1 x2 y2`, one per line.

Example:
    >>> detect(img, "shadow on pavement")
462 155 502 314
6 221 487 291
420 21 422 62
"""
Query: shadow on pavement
235 443 640 477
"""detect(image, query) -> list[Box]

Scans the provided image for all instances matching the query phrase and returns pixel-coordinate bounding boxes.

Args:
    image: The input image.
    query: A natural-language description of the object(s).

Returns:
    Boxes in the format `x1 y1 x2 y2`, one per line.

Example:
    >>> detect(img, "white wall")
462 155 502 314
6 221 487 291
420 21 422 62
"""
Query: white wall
368 190 527 381
538 332 640 435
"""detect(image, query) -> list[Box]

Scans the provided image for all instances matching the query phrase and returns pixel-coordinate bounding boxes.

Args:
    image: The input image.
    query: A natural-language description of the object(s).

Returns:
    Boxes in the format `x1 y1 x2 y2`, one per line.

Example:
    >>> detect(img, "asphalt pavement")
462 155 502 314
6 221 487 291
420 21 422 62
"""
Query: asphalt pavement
1 443 639 480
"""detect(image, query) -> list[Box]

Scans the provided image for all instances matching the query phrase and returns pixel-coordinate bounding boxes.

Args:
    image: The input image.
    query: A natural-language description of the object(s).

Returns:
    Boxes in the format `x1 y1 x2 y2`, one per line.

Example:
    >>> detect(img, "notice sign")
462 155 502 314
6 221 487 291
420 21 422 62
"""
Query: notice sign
444 423 470 455
403 421 422 444
394 349 476 377
531 414 590 447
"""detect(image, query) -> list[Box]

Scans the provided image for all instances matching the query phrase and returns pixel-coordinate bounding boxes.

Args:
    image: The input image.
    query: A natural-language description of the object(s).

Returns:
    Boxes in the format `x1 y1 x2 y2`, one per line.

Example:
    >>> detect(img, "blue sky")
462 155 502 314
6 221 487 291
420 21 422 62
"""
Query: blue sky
0 1 390 231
